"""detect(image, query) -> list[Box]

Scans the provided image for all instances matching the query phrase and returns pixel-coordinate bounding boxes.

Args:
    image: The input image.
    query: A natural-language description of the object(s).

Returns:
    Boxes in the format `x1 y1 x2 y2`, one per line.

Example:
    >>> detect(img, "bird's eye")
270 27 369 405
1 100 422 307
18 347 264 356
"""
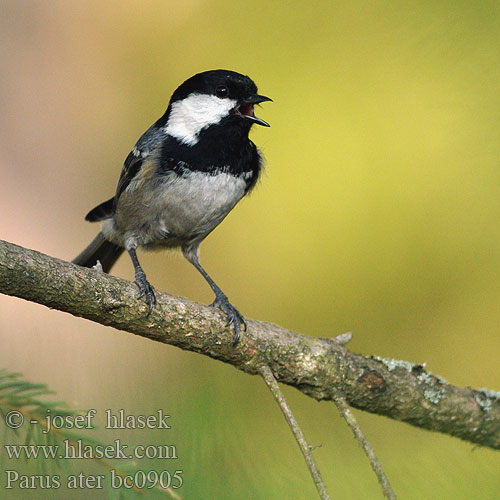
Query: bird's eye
215 85 228 98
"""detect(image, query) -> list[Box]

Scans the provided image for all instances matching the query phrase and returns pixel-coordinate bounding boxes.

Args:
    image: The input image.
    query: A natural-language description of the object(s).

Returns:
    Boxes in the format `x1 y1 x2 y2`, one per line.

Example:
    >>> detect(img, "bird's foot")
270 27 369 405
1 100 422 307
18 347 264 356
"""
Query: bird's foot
211 294 246 346
134 270 156 314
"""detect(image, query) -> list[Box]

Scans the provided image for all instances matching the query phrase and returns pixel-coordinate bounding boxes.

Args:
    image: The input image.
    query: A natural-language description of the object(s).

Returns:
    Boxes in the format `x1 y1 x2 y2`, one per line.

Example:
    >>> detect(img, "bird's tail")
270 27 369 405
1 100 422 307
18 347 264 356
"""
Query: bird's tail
72 232 124 273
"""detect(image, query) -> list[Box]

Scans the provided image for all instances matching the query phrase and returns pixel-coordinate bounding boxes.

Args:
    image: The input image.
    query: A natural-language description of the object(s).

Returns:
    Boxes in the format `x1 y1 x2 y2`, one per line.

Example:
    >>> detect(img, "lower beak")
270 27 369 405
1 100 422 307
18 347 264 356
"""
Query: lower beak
237 94 272 127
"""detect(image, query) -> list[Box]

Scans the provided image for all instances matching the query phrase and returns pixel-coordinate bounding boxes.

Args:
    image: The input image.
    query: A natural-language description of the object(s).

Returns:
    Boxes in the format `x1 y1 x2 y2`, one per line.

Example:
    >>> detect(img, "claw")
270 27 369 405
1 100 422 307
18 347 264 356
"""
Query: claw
211 294 246 346
134 270 156 315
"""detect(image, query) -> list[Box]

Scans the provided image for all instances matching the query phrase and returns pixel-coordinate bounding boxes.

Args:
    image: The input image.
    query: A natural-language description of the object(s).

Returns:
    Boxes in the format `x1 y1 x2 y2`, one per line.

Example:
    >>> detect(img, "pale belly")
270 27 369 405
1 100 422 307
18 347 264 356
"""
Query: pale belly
102 170 247 249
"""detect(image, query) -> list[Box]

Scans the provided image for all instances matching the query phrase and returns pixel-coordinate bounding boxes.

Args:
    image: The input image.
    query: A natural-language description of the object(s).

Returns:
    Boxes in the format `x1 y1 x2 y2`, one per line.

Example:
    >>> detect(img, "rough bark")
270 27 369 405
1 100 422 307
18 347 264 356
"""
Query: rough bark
1 239 499 450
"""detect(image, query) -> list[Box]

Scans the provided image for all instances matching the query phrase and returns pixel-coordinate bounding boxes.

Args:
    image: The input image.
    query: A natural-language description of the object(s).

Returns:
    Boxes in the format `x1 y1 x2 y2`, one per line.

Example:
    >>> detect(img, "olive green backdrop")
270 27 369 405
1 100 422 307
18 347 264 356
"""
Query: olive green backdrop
1 1 499 498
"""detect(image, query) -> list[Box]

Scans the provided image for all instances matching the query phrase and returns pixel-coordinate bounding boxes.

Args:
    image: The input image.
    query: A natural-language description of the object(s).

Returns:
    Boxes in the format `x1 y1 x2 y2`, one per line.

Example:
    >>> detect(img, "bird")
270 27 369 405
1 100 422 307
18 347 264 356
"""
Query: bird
72 69 271 345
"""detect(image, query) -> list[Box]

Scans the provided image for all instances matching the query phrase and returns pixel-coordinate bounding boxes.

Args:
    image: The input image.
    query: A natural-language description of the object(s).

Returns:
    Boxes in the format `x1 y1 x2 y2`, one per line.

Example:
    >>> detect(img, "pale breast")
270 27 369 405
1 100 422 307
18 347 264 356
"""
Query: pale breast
109 170 247 248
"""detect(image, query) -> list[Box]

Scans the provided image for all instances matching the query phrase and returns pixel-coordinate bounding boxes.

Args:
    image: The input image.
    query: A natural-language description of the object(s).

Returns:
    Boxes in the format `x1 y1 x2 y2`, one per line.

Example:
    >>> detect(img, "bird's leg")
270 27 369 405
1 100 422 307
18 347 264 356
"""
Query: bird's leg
193 260 246 346
183 245 246 346
127 247 156 314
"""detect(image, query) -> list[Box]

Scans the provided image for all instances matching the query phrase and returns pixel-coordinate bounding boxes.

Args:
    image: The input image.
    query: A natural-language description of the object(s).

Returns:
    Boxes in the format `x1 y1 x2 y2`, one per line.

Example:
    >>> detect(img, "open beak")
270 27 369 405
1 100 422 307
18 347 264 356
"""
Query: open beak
235 94 272 127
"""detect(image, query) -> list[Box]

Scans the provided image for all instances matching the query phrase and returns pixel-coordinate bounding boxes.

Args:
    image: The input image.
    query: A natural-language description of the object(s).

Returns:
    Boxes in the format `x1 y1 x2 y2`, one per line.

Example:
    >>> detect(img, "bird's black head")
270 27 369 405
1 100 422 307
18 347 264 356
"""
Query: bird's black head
171 70 260 102
164 69 271 146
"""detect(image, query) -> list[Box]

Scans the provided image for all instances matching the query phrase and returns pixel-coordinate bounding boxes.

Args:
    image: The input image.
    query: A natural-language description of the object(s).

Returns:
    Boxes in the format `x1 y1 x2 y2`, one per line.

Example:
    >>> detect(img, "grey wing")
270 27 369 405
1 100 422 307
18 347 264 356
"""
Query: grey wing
114 149 144 207
113 124 167 208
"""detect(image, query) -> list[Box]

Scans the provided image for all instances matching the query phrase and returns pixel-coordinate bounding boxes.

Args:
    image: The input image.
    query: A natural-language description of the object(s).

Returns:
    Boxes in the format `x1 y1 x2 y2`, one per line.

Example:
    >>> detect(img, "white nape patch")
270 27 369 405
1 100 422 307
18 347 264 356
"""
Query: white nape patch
164 93 237 146
132 147 147 158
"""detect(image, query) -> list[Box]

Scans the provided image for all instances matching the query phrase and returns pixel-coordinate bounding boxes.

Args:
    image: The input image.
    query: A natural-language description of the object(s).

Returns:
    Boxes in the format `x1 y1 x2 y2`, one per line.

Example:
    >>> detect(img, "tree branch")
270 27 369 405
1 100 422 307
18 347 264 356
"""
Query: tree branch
1 239 499 450
331 393 396 500
260 365 330 500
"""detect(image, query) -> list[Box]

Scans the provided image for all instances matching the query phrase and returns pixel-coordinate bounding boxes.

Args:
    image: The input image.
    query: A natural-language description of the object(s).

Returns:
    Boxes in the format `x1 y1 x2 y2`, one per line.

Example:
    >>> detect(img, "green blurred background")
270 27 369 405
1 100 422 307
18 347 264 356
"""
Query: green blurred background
1 1 499 498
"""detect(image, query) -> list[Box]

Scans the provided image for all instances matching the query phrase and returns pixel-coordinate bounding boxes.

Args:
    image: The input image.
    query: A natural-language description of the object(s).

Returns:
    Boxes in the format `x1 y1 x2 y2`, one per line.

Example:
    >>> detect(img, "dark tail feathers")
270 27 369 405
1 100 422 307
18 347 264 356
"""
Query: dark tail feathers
72 232 124 273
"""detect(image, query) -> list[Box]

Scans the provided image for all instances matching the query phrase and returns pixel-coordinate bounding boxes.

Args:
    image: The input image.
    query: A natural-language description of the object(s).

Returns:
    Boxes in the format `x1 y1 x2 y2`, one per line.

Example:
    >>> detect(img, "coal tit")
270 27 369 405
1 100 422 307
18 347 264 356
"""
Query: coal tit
73 69 271 345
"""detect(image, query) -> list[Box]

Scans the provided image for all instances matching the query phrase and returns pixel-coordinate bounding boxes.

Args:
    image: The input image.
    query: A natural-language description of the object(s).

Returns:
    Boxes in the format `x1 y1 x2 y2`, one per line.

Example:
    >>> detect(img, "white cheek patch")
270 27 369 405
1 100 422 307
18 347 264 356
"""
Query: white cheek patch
164 93 237 146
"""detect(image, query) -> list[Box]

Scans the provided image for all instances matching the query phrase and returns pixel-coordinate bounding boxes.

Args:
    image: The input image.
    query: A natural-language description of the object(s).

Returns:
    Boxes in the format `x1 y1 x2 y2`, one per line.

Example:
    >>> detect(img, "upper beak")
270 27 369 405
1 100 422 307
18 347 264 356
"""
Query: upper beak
236 94 272 127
